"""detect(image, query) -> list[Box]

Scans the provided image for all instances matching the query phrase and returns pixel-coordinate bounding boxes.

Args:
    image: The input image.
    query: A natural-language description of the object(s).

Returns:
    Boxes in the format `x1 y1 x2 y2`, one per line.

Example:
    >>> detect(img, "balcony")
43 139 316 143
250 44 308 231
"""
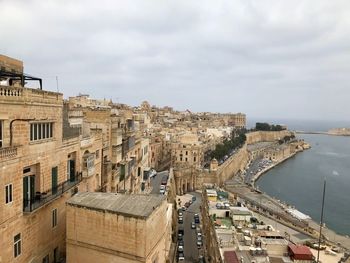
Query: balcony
23 175 82 213
0 146 18 160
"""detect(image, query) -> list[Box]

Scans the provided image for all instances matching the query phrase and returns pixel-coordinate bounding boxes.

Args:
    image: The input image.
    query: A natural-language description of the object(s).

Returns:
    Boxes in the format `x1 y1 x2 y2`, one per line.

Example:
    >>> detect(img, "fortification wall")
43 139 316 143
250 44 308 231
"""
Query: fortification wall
246 130 292 144
198 131 291 187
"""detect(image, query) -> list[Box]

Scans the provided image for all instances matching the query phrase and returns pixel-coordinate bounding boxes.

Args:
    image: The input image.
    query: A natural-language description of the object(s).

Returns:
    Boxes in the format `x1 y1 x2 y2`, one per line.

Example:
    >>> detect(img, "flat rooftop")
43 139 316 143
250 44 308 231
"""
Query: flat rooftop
67 192 166 219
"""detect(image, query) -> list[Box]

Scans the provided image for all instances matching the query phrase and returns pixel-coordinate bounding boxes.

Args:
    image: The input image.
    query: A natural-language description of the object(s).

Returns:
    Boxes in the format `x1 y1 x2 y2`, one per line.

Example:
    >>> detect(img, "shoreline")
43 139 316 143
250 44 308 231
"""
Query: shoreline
242 147 350 250
295 131 350 137
250 151 299 187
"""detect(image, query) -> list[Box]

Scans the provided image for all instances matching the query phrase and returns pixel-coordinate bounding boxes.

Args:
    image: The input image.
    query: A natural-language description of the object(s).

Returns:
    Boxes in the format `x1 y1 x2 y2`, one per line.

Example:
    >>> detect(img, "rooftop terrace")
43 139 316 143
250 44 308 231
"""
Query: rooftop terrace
67 192 166 219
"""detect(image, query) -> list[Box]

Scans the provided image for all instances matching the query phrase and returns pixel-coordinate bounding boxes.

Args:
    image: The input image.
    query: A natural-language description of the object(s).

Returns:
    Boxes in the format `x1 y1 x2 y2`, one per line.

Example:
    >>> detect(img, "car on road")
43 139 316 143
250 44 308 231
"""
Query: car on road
177 245 184 253
197 239 202 248
178 217 183 224
159 185 166 194
192 196 196 202
178 211 183 217
161 175 168 185
198 255 205 263
178 240 184 246
184 201 191 208
181 206 186 211
194 216 200 224
178 233 183 241
149 169 157 178
197 233 202 239
191 222 196 229
178 252 185 261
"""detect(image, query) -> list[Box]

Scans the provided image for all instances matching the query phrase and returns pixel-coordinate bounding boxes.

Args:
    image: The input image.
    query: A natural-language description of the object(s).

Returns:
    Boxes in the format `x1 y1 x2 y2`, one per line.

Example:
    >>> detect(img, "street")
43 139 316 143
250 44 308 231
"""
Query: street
150 170 168 194
149 172 205 262
178 192 202 263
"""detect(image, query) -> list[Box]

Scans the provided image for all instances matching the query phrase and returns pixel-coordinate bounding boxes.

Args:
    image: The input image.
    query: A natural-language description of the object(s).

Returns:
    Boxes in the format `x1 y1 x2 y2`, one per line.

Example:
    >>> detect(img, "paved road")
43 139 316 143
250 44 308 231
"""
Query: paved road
182 192 202 263
150 170 168 194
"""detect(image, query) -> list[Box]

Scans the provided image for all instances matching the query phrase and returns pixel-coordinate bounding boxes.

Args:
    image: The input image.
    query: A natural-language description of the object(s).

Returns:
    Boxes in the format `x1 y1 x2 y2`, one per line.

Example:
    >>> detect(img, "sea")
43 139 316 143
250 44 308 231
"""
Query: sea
251 119 350 236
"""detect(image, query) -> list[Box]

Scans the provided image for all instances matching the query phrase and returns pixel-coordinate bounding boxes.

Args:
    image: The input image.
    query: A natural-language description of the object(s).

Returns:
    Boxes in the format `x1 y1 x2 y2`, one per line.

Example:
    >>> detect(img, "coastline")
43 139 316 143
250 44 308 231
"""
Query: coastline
250 151 299 187
295 131 350 137
244 145 350 250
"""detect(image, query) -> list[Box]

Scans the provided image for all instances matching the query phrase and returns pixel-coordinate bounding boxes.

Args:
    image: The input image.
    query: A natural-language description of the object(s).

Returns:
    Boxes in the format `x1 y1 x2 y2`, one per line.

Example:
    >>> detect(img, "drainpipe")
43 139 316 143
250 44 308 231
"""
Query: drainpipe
10 118 35 146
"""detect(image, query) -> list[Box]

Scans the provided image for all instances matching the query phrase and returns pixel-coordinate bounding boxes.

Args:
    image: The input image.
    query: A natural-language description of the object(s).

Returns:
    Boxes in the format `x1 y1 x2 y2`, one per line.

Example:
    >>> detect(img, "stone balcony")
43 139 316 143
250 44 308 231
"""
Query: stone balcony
0 146 18 161
0 85 63 105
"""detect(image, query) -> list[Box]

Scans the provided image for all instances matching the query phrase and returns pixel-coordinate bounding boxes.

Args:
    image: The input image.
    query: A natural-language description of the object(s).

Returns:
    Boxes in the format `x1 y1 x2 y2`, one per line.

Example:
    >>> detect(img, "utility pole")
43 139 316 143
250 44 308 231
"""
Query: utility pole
317 179 326 263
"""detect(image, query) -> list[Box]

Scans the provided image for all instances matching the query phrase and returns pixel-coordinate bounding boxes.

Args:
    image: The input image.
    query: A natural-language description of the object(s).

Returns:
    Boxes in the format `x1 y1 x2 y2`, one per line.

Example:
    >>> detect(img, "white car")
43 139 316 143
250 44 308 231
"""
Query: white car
149 169 157 178
160 185 166 194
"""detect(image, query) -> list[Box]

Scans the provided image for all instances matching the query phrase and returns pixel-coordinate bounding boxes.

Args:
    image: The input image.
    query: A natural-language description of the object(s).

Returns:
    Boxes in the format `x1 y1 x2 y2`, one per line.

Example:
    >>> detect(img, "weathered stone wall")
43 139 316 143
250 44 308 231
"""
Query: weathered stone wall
66 199 168 263
246 130 292 145
197 131 292 187
198 145 250 187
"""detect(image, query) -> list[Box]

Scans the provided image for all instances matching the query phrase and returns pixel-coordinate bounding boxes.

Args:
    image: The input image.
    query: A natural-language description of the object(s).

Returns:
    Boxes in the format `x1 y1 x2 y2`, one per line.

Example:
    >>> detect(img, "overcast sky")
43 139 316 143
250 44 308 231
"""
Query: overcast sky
1 0 350 121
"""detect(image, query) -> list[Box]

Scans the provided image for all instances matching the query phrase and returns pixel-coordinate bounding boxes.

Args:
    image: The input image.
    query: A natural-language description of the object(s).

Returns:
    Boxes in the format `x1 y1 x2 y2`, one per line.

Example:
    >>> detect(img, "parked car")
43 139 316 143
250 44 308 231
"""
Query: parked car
191 222 196 229
178 245 184 253
161 175 168 185
216 203 223 209
178 217 183 224
197 239 203 248
178 233 183 241
192 196 196 202
194 217 200 224
198 255 205 263
178 252 185 261
178 240 184 246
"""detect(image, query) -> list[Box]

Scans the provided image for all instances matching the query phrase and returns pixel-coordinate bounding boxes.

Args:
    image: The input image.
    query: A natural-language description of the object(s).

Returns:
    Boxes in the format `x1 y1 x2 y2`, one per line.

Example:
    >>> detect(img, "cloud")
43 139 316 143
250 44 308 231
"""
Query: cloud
1 0 350 121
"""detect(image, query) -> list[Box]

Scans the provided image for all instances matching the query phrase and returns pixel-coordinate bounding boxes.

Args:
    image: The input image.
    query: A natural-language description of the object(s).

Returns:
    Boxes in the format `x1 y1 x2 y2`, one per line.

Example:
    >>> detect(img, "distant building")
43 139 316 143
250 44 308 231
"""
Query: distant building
66 192 171 263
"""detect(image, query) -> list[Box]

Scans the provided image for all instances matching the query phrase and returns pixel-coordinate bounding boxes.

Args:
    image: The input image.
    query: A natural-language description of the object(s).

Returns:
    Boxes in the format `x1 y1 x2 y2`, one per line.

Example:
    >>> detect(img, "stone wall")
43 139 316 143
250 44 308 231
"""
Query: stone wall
66 199 168 263
197 131 292 187
198 145 250 187
246 130 293 145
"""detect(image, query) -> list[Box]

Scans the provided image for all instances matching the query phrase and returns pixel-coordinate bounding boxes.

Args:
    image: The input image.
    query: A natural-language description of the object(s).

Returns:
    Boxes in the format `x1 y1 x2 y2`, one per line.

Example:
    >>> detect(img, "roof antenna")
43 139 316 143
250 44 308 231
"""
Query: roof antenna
56 76 59 92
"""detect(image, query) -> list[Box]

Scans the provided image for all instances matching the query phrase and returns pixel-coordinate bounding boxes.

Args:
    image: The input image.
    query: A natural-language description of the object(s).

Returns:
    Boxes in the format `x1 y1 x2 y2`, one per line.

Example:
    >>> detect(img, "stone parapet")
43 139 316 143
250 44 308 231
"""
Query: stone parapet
0 85 63 106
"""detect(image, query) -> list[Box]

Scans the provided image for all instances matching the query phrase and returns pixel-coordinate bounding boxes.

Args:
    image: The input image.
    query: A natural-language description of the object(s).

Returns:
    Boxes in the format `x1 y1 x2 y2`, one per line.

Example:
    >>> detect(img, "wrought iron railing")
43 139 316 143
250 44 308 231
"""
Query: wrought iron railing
23 174 82 213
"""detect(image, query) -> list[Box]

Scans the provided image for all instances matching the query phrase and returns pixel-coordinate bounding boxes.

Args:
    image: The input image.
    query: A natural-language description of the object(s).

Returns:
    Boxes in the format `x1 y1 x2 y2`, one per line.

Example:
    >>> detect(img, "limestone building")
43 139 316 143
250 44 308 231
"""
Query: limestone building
0 55 103 262
66 192 171 263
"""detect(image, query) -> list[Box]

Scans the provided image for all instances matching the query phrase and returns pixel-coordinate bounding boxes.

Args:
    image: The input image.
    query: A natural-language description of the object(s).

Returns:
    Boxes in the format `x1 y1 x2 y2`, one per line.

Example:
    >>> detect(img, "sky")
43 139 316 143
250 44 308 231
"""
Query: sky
1 0 350 121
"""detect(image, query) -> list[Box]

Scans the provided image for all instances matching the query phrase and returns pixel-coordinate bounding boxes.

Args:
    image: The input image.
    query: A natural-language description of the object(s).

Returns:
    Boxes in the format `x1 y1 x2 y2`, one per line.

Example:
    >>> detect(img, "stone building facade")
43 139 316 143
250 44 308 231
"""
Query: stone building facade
66 192 171 263
0 56 104 263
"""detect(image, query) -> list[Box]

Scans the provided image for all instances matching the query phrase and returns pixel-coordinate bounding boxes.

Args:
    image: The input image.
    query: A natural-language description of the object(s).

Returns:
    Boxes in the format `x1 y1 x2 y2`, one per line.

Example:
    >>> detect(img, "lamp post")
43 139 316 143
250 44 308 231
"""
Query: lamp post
317 179 326 263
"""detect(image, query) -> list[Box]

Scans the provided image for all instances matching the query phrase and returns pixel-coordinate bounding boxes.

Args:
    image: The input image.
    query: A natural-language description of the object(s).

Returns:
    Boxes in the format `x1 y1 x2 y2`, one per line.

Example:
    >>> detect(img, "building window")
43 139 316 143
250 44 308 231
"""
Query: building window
42 255 49 263
186 151 188 155
194 157 196 162
0 120 3 148
5 184 13 204
52 209 57 228
14 233 21 258
30 123 53 141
